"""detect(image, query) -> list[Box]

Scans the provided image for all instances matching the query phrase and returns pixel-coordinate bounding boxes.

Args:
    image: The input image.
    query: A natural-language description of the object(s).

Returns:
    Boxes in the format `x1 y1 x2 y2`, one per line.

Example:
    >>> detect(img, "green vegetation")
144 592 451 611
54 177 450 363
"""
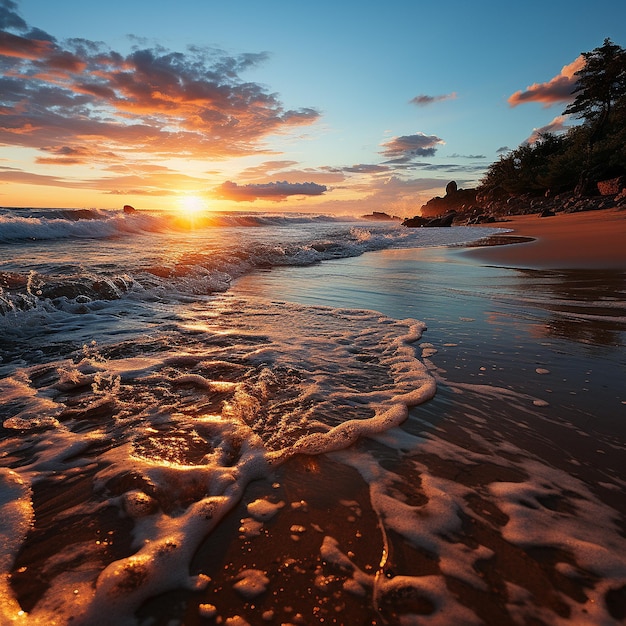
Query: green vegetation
478 39 626 201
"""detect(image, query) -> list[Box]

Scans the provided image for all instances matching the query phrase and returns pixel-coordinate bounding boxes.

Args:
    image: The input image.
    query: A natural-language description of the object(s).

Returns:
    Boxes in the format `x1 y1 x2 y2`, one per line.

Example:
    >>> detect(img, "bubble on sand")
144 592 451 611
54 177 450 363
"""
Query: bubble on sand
239 517 264 537
420 342 438 358
123 490 158 517
290 524 307 541
290 524 307 534
189 573 211 591
246 498 284 521
199 603 217 618
233 569 270 599
224 616 251 626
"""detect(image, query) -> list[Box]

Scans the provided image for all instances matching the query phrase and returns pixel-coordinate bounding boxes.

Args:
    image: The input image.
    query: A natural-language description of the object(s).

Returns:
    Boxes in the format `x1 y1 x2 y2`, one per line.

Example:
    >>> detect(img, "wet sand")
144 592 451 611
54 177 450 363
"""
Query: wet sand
464 207 626 269
223 215 626 625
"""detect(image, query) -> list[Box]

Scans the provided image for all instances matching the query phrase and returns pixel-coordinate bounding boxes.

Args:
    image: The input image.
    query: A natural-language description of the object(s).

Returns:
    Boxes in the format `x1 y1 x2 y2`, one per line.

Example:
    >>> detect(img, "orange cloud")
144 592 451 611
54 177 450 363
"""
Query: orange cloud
526 115 570 143
0 5 320 174
508 56 585 108
0 30 54 60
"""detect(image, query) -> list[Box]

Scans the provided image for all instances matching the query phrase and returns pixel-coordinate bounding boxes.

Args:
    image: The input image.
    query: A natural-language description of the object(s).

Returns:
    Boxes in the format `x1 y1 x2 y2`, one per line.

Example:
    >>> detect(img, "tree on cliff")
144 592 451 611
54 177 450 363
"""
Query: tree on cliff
564 38 626 157
477 39 626 202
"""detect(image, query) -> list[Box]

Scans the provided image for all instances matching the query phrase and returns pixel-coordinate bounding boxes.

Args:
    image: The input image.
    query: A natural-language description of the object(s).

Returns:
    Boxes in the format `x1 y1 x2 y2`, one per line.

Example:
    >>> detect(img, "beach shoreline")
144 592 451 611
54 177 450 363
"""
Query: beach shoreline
462 207 626 269
225 216 626 625
2 210 625 625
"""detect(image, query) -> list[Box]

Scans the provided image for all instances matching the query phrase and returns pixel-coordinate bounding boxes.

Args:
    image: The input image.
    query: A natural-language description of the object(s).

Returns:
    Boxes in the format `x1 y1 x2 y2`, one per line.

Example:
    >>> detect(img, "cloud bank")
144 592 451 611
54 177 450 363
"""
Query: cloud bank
380 133 445 163
508 56 584 108
216 180 327 202
0 1 320 170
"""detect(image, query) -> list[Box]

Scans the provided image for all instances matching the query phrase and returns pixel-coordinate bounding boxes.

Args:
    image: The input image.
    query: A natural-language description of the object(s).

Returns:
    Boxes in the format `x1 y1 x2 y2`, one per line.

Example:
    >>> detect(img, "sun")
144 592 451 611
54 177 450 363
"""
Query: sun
178 194 206 216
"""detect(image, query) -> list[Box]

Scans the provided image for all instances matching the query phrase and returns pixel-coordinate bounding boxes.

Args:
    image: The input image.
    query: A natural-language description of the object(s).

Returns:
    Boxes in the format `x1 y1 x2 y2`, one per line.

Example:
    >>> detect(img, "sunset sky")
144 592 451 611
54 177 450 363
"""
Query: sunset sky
1 0 625 216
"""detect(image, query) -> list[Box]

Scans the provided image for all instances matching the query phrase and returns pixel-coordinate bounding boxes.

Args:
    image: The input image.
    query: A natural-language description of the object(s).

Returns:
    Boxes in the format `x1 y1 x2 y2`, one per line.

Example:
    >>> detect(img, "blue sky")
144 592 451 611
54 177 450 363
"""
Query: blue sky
1 0 625 214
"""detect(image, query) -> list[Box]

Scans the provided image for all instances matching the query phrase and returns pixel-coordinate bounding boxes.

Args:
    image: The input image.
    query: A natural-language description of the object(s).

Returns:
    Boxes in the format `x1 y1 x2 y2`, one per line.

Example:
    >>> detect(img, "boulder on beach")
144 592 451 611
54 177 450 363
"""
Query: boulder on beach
424 211 456 227
597 176 625 196
402 210 456 228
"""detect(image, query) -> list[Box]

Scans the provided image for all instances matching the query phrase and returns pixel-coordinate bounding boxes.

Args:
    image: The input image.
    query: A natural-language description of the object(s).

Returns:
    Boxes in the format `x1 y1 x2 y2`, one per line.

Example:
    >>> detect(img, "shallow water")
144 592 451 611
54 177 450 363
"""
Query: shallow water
234 246 626 624
1 209 625 625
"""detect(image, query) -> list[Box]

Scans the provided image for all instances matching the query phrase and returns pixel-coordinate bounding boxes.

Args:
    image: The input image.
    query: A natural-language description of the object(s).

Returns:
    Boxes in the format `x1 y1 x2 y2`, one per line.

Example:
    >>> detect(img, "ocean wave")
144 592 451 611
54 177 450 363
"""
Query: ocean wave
0 223 503 324
0 209 170 243
0 295 437 624
0 208 355 243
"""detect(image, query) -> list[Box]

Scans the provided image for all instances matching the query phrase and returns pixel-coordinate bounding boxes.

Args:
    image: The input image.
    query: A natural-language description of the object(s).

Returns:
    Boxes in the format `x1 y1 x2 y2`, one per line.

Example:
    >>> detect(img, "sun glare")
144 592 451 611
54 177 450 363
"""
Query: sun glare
179 194 206 215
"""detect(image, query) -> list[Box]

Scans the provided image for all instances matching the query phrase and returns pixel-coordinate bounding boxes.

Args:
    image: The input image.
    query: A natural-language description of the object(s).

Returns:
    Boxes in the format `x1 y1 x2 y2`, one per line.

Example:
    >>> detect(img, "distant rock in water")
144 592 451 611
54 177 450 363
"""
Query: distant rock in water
361 211 400 221
123 205 137 214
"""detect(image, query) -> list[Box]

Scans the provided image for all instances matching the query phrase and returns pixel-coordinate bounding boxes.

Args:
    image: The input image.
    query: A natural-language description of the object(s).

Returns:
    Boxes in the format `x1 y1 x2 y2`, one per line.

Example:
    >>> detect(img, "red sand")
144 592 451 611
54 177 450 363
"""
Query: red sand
464 208 626 269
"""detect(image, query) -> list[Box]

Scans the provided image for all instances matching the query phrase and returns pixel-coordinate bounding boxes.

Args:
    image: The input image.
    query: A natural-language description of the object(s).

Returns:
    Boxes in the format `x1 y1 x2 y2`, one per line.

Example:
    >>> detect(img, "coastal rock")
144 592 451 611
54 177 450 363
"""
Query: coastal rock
417 173 626 224
419 181 477 218
467 213 497 224
402 216 427 227
402 211 456 228
425 211 456 227
597 176 625 196
360 211 400 221
445 180 458 195
123 204 137 214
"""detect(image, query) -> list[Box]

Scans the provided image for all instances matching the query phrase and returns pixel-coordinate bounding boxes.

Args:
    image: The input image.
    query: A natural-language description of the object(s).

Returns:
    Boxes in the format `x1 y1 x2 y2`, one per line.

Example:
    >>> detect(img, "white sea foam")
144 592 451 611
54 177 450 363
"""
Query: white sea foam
0 293 437 624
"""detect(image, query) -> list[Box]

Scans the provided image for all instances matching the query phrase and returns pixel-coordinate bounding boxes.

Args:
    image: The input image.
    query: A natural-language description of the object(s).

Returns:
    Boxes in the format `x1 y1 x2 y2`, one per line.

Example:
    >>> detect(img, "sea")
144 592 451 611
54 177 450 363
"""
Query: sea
1 207 625 625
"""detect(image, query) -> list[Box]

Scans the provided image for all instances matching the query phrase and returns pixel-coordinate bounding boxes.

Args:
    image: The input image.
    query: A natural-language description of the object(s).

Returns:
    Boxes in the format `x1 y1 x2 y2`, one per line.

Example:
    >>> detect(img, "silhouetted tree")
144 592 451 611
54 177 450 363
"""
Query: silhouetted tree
478 133 569 198
564 38 626 161
477 39 626 205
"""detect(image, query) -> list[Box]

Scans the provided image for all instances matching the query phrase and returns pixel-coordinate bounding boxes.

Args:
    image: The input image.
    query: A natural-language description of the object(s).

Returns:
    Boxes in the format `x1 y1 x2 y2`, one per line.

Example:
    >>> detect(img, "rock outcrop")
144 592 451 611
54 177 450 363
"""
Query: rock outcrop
597 176 625 196
402 211 456 228
406 177 626 226
419 181 478 218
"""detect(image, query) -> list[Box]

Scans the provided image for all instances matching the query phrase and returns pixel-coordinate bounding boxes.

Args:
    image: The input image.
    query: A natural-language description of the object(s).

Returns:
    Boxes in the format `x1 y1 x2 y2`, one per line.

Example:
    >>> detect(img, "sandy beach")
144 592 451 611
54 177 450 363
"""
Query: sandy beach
464 207 626 269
